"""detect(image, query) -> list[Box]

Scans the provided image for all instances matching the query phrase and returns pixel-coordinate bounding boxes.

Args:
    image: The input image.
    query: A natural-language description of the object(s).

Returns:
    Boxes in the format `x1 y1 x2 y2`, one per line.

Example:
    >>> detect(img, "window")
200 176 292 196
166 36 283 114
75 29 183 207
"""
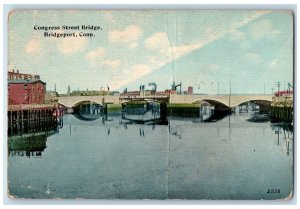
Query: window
24 84 28 90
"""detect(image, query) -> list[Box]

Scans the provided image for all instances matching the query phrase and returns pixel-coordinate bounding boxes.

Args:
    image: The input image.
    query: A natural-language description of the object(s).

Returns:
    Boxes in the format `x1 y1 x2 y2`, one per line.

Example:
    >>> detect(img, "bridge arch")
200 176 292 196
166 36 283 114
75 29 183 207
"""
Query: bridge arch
70 100 104 118
72 113 102 121
193 99 230 111
193 99 231 121
57 100 104 108
57 96 107 108
193 98 272 113
71 100 103 108
235 99 271 112
235 99 271 107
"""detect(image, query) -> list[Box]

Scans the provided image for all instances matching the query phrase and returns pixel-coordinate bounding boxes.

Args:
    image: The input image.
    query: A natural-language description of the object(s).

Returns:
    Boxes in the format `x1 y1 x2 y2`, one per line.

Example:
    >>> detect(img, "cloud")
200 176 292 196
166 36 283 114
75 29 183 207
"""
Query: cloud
25 39 41 54
58 33 87 55
113 11 271 90
131 64 152 76
101 59 121 69
145 32 169 49
145 32 202 64
86 48 106 61
146 11 271 63
171 43 202 60
108 64 152 90
108 25 142 43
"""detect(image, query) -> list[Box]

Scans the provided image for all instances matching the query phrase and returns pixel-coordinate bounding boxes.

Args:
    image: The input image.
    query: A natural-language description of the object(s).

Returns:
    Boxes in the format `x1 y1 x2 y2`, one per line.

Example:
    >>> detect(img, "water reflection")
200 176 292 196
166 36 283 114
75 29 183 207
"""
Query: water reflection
8 130 56 158
8 115 63 157
199 102 214 121
65 111 294 157
121 102 168 125
271 123 293 156
73 102 103 120
72 101 233 125
8 111 293 199
8 114 62 137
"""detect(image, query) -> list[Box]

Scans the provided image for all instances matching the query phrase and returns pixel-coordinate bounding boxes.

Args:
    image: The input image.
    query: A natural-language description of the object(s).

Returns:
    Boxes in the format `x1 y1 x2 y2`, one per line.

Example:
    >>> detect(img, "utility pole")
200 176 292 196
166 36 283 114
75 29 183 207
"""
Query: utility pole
288 82 293 92
229 81 231 107
67 85 71 96
276 81 280 93
217 82 220 95
179 82 182 94
264 83 265 95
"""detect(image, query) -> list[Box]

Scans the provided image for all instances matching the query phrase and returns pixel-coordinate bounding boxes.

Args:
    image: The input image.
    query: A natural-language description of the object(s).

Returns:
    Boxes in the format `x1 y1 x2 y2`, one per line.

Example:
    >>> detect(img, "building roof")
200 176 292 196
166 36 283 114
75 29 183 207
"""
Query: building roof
8 79 46 85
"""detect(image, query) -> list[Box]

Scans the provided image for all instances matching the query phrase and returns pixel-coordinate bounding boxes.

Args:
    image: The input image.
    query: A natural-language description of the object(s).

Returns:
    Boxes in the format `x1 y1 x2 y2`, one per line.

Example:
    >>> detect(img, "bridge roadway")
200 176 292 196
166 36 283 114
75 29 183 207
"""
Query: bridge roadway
57 94 273 109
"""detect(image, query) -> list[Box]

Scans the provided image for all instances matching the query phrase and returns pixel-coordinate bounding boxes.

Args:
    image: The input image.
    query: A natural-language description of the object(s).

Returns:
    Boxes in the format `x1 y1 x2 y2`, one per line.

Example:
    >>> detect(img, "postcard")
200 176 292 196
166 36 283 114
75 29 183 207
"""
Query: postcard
7 10 294 200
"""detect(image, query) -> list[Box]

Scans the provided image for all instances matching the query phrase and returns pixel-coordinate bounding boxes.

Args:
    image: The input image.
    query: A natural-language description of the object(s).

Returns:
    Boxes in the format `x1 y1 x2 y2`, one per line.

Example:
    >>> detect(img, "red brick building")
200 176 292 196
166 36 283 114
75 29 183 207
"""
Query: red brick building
8 71 46 105
8 70 40 80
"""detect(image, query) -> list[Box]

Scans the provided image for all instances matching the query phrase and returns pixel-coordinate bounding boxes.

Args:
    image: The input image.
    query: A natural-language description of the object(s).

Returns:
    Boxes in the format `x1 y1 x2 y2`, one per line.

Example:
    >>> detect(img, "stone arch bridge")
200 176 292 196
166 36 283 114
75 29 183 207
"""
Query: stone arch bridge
169 94 273 111
57 94 273 110
57 95 119 108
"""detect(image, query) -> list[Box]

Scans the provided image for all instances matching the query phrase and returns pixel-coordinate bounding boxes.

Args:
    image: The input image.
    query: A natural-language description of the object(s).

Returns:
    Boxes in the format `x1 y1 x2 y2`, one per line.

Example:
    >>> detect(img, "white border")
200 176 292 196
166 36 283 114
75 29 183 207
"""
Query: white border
1 1 298 208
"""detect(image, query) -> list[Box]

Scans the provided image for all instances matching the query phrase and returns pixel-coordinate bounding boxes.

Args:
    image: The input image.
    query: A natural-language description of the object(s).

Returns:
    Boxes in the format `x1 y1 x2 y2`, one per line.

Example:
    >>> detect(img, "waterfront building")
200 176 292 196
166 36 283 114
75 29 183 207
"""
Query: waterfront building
45 90 59 103
8 69 40 80
8 70 46 105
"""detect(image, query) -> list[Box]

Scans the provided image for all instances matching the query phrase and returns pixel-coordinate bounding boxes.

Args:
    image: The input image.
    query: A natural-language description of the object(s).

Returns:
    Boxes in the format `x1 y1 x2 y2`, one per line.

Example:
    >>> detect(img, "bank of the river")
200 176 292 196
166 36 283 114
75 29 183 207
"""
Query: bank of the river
107 104 122 112
167 103 199 116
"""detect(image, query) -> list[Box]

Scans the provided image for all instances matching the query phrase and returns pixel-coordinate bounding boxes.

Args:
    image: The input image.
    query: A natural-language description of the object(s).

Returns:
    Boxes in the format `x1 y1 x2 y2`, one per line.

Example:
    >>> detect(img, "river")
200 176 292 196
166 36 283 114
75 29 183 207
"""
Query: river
7 112 293 200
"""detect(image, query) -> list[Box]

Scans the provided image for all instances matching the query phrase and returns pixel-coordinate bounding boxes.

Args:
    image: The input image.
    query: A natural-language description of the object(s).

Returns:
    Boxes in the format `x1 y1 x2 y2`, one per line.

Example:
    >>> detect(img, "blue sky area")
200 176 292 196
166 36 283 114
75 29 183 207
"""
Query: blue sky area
8 10 293 94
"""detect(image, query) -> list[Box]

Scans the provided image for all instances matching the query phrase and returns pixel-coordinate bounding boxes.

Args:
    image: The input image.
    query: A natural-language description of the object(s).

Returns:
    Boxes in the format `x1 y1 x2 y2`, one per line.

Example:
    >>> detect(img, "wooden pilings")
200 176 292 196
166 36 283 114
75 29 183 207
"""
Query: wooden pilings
8 106 64 136
270 105 293 123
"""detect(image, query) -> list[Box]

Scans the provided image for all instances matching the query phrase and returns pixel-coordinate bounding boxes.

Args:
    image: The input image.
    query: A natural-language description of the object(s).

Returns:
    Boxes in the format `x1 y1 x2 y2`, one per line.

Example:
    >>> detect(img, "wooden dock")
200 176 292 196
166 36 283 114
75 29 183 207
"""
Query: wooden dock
8 103 63 136
270 95 293 123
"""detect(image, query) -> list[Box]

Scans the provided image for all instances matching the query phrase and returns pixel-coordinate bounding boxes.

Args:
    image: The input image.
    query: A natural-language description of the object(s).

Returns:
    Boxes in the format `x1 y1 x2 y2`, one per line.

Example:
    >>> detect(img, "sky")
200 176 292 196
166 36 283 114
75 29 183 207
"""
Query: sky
8 10 293 94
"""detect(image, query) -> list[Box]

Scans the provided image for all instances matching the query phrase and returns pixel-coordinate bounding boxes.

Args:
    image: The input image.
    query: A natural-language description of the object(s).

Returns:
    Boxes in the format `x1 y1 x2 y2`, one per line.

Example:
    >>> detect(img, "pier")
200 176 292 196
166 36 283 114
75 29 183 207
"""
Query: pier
8 104 63 136
270 94 293 123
